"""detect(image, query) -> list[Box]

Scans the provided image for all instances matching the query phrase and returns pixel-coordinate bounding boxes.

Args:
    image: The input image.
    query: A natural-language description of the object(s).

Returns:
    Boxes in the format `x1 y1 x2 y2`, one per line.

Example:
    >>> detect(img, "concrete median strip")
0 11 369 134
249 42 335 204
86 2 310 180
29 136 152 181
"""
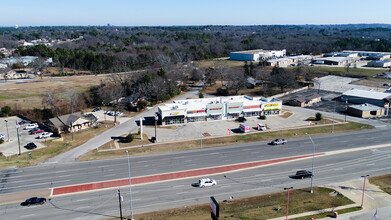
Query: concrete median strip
51 153 325 197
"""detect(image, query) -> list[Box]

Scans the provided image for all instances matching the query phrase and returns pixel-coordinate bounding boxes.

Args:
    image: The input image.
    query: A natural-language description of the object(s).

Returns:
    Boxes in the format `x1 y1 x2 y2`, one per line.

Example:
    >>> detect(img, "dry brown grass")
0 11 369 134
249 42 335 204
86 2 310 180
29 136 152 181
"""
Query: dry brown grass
369 174 391 195
0 74 108 109
279 110 293 118
110 187 353 220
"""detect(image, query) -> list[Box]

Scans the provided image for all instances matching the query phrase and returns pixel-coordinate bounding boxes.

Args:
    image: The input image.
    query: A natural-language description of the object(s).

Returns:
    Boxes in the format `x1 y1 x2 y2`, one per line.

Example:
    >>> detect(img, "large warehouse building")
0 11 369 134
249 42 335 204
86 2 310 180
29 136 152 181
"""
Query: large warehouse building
229 49 286 62
341 89 391 108
157 95 282 125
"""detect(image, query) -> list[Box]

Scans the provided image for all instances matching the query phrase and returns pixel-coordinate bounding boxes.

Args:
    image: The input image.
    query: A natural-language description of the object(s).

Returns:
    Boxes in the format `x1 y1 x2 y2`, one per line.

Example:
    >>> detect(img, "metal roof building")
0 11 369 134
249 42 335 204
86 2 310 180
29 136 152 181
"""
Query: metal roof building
341 89 391 108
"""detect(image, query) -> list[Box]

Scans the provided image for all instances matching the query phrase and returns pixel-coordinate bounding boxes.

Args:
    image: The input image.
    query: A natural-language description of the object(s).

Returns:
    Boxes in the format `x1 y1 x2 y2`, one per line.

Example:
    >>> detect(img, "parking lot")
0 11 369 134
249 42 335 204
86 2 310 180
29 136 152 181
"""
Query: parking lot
142 108 315 143
0 116 50 156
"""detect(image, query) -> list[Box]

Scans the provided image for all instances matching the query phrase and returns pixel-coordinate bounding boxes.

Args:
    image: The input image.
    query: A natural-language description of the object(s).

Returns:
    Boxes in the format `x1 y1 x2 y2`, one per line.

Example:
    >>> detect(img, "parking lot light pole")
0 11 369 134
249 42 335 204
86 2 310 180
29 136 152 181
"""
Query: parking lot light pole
284 187 293 220
16 122 21 155
361 175 370 208
305 133 316 193
154 114 158 143
125 150 134 220
332 100 336 133
4 120 9 142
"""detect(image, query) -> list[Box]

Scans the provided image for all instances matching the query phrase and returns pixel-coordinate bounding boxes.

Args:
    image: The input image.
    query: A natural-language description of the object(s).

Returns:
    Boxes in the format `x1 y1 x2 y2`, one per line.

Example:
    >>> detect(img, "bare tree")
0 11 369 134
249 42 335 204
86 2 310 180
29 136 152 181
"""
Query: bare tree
226 70 248 95
65 89 79 114
42 89 60 116
213 60 229 88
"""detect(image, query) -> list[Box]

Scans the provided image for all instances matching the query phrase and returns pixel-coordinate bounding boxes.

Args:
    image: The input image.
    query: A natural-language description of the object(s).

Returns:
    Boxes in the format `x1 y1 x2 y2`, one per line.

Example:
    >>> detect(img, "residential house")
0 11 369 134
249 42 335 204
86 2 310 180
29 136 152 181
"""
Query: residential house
48 112 97 134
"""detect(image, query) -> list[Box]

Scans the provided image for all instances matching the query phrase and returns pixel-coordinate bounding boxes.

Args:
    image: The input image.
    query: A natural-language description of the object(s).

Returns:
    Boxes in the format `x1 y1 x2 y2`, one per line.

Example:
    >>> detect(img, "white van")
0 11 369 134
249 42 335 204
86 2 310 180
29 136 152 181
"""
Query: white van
258 124 267 131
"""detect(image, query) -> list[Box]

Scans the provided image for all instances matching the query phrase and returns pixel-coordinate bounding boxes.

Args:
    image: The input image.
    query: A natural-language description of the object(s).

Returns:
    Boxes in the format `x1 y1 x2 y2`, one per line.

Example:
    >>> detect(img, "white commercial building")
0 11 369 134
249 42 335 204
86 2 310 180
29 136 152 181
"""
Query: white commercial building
157 95 282 125
367 60 391 68
230 49 286 62
267 55 312 66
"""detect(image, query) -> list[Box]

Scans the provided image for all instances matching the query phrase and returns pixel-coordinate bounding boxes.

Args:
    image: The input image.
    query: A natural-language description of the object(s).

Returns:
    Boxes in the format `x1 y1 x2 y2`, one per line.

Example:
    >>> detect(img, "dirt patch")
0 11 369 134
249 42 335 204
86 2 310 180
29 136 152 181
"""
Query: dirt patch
279 110 293 118
370 174 391 195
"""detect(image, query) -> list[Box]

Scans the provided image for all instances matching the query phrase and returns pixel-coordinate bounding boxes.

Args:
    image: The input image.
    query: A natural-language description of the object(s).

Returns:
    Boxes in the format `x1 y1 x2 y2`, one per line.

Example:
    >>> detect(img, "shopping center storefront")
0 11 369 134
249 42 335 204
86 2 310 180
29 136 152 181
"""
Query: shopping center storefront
162 115 185 125
187 111 207 122
243 105 262 117
263 101 282 115
207 103 224 120
226 102 243 119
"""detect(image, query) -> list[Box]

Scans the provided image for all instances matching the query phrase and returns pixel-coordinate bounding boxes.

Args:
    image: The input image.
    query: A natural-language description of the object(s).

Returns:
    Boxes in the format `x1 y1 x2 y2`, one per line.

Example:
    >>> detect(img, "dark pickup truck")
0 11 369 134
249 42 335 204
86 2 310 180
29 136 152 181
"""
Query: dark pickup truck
295 170 313 179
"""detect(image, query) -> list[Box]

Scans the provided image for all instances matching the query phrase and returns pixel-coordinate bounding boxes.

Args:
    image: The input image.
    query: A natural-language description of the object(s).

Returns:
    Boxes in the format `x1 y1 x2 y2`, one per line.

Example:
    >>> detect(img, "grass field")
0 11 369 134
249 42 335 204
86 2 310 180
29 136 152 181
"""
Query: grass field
0 74 108 109
79 121 372 161
111 187 354 220
369 174 391 195
0 121 114 168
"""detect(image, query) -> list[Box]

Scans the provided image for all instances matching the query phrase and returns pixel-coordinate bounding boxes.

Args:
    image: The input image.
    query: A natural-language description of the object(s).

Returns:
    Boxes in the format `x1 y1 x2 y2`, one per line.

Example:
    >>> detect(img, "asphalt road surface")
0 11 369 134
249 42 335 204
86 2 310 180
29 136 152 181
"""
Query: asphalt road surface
1 127 391 219
1 145 390 220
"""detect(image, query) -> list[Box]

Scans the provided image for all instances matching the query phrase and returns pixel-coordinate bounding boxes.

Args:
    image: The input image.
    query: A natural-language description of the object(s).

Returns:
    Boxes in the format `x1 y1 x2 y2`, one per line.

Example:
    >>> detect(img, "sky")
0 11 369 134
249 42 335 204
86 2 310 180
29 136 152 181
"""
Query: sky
2 0 391 26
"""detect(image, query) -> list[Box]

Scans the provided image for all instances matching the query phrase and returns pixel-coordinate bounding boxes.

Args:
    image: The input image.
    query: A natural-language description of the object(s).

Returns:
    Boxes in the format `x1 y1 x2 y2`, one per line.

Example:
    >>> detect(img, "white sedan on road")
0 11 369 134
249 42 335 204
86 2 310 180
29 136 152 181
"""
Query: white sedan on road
198 178 217 188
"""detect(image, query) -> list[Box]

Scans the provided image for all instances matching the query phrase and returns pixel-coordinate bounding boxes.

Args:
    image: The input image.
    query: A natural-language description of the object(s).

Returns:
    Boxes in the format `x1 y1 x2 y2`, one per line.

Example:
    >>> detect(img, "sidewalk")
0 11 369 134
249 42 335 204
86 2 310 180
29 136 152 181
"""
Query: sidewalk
269 178 391 220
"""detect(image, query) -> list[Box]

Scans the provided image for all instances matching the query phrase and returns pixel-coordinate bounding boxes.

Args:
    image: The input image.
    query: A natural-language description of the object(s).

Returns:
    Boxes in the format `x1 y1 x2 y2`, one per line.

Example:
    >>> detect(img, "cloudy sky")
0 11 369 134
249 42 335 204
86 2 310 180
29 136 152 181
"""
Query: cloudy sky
2 0 391 26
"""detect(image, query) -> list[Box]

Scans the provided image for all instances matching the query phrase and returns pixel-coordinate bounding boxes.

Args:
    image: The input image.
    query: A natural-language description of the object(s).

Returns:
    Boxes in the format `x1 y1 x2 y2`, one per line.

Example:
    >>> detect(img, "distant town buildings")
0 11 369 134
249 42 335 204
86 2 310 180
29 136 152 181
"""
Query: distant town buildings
230 49 286 62
157 95 282 125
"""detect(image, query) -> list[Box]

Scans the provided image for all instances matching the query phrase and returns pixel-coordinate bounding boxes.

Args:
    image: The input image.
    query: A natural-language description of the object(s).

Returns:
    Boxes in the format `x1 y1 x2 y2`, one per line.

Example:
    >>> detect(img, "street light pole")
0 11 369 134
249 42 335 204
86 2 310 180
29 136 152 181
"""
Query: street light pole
361 175 369 208
305 133 316 193
125 150 134 220
4 120 9 142
284 187 293 220
345 98 348 122
200 132 203 149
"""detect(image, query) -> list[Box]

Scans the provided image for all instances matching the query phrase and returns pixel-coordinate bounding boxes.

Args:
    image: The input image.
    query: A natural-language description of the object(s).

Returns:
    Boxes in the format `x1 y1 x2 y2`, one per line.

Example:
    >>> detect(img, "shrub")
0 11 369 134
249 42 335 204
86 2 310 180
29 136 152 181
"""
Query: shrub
0 106 12 117
315 112 322 121
199 92 204 98
122 134 134 143
0 139 4 144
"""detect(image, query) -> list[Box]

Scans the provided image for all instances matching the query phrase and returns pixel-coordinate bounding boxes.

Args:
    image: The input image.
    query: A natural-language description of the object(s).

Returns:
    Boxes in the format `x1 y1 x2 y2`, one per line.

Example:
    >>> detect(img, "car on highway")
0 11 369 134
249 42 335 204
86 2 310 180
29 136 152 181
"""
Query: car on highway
198 178 217 188
295 170 313 179
24 142 37 150
21 197 46 206
24 123 38 130
38 132 53 139
30 129 44 134
0 134 5 140
270 139 287 145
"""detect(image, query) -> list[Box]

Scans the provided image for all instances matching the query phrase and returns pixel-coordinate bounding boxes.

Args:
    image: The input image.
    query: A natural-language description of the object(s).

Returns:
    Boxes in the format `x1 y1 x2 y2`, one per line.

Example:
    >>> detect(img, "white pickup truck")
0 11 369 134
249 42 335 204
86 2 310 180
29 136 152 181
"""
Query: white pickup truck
270 139 287 145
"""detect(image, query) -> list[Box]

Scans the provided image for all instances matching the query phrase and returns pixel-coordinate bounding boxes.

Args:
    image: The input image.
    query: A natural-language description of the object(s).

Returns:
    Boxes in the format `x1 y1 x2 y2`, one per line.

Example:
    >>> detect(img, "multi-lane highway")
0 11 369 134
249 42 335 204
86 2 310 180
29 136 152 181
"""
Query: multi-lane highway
1 128 391 219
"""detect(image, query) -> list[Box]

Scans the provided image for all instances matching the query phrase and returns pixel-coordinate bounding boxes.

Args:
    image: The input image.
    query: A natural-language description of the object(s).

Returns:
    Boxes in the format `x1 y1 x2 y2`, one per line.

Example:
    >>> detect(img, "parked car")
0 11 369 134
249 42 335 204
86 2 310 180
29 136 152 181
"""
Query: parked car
92 107 101 112
30 129 44 134
115 112 123 116
24 142 37 150
270 139 287 145
21 197 46 206
295 170 313 179
383 83 391 87
28 127 40 133
18 120 31 125
236 117 247 122
0 134 5 140
258 124 267 131
38 132 53 139
198 178 217 188
24 123 38 130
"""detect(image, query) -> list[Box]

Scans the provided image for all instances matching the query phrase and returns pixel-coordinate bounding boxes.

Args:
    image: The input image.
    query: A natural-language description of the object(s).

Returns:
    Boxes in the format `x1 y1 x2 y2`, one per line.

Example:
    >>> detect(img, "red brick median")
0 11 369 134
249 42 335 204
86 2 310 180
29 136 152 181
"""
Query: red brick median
52 153 324 196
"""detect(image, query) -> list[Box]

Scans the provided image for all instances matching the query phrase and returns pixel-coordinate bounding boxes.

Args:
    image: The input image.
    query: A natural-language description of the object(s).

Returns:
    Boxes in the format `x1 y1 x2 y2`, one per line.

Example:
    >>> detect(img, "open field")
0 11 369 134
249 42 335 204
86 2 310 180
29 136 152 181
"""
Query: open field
110 187 354 220
195 59 251 68
0 121 114 168
370 174 391 195
0 74 108 109
79 121 371 161
288 66 385 79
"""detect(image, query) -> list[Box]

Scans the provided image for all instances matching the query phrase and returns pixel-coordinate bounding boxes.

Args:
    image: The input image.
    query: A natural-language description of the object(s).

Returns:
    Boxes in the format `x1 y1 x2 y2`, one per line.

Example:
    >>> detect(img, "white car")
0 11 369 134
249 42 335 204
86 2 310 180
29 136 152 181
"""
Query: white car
0 134 5 140
198 178 217 188
115 112 123 116
24 123 38 130
258 124 267 131
38 132 53 139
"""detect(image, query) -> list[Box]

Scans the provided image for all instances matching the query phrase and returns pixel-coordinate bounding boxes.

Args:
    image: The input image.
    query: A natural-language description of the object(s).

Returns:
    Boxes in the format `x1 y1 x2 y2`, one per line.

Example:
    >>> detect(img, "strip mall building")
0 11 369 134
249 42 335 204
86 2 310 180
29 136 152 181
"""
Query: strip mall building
157 96 282 125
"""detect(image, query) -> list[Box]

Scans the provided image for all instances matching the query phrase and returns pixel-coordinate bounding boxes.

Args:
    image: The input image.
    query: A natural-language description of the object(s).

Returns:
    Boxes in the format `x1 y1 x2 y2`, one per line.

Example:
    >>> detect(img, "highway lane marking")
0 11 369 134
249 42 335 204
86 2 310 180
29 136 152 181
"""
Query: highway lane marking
184 160 193 162
76 198 90 202
57 174 72 178
76 206 91 210
20 214 36 218
365 194 375 200
104 174 117 177
2 180 70 190
174 156 185 159
176 191 188 195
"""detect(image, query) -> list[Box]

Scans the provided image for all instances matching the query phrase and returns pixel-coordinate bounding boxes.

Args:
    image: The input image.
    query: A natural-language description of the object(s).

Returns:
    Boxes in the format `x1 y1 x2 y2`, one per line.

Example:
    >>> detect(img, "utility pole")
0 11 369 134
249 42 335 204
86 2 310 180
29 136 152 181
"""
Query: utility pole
118 189 123 220
305 133 316 193
200 132 203 149
125 151 134 220
345 98 348 122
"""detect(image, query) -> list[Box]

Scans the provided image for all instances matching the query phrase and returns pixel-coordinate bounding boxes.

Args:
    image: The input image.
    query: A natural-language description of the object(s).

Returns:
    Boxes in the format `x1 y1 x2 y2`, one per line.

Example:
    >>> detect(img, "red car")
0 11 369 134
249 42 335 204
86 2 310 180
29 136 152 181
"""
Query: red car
30 129 44 134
